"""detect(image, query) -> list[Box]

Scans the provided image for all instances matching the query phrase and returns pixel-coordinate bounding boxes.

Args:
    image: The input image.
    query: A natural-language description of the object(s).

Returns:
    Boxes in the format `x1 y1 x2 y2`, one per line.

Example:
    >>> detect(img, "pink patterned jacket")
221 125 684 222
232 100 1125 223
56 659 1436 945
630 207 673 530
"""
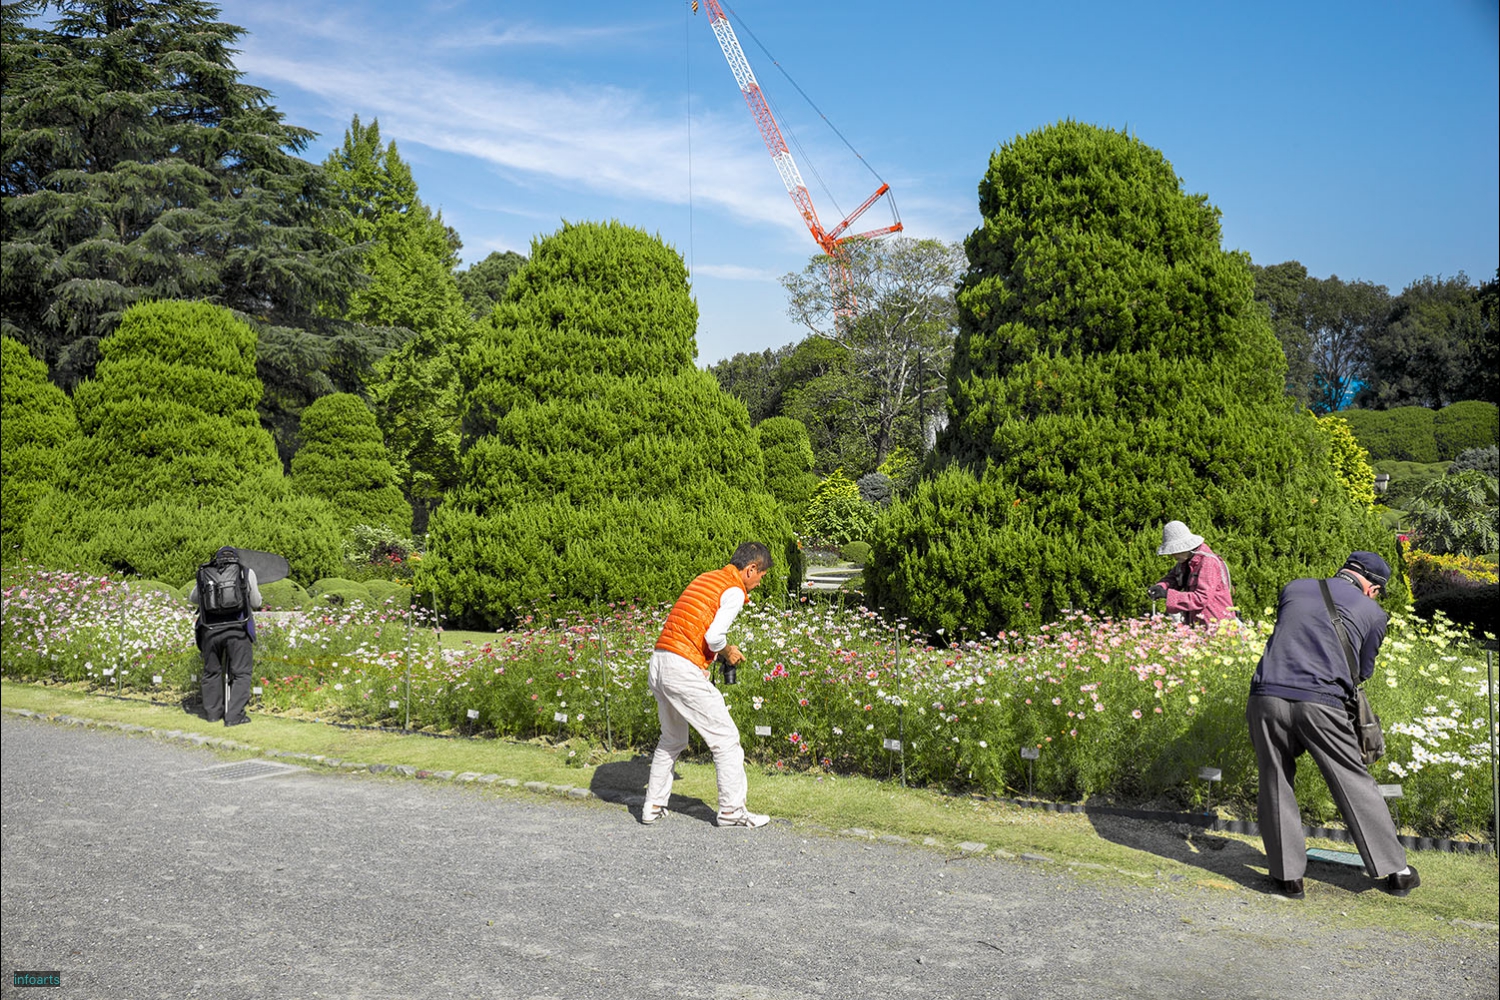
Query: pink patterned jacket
1156 543 1235 625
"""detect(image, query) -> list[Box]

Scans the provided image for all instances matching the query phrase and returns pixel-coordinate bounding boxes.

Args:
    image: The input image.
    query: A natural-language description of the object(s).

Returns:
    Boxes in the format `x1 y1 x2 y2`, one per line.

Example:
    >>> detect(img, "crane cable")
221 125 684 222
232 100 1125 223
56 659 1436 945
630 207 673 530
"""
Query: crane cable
684 1 696 282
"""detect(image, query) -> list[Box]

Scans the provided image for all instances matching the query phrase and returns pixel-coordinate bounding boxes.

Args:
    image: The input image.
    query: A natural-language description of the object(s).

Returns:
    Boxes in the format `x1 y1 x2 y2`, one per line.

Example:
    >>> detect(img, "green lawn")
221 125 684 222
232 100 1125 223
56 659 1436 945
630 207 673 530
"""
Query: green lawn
4 679 1495 940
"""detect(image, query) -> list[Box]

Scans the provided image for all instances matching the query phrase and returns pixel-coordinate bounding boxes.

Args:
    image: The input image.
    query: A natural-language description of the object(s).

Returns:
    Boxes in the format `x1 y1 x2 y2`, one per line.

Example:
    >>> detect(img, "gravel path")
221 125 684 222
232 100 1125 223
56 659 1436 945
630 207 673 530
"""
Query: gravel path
2 715 1494 999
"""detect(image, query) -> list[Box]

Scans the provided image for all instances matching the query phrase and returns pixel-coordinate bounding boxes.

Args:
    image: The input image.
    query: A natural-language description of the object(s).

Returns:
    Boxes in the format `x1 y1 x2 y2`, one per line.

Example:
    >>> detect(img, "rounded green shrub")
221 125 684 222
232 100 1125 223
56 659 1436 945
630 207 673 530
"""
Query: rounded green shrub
292 392 412 536
868 122 1394 635
841 541 872 566
857 472 895 507
803 469 878 547
425 221 792 627
130 580 185 603
1340 406 1439 463
362 579 412 609
1433 400 1499 459
1316 415 1376 509
1 337 79 558
259 578 311 610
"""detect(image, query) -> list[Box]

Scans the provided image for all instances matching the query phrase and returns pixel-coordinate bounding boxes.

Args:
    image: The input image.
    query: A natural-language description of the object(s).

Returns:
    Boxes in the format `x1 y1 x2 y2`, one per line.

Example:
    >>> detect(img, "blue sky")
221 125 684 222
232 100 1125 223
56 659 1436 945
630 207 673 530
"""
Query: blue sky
223 0 1499 365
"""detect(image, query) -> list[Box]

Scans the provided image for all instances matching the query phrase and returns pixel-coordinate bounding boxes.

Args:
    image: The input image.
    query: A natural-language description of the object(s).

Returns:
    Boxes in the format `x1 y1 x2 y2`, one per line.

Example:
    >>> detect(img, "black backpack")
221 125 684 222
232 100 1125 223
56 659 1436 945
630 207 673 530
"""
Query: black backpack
197 561 247 618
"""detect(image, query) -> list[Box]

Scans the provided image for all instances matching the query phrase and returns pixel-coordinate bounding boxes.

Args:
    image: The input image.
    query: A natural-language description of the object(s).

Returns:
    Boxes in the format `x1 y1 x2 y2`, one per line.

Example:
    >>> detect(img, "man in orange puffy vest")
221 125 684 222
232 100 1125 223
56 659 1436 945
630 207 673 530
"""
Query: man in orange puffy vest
643 542 773 828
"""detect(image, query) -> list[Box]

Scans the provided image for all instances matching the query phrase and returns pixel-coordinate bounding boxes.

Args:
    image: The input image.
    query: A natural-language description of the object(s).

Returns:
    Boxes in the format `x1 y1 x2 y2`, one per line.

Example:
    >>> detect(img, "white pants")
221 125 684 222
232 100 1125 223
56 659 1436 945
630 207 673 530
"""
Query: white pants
645 650 748 815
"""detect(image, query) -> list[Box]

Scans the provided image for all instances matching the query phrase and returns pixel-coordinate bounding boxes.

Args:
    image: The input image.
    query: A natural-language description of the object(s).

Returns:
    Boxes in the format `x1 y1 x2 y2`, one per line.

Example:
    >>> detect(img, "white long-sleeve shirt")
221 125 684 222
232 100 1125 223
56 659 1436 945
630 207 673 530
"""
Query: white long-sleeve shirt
703 586 746 654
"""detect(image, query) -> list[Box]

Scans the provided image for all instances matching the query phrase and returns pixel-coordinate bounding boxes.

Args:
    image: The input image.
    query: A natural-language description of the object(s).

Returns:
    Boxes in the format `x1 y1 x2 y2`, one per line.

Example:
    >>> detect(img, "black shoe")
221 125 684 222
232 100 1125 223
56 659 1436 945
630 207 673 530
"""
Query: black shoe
225 717 251 727
1382 866 1419 897
1271 877 1305 899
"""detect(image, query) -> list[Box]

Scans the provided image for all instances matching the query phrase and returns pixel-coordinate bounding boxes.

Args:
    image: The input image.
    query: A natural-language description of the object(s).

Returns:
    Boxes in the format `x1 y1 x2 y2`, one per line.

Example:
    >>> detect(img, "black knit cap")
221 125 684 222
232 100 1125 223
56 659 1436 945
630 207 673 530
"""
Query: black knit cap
1343 551 1391 587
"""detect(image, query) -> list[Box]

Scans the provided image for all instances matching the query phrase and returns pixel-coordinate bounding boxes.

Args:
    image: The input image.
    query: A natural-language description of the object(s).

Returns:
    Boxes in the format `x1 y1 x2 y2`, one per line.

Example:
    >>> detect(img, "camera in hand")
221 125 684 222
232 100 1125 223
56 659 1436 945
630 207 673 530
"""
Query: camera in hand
717 651 738 686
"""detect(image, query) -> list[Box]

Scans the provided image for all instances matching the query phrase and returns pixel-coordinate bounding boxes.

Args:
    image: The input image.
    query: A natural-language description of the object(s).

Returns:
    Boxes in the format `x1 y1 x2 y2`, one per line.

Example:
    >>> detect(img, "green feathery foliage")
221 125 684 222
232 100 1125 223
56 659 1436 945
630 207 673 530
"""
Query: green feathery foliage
291 392 412 536
0 336 79 557
22 300 341 582
867 122 1394 634
425 221 791 626
1316 414 1377 509
803 469 878 547
757 415 819 516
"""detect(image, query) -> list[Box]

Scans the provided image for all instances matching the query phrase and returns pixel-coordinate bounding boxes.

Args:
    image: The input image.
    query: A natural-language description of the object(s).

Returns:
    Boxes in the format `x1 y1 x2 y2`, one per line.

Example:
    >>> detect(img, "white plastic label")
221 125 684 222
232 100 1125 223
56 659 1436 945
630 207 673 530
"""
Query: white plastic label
152 675 163 685
1020 747 1040 760
1198 767 1222 782
553 712 568 723
754 725 772 737
252 686 263 695
883 738 902 752
389 700 400 709
1378 783 1403 799
467 709 480 720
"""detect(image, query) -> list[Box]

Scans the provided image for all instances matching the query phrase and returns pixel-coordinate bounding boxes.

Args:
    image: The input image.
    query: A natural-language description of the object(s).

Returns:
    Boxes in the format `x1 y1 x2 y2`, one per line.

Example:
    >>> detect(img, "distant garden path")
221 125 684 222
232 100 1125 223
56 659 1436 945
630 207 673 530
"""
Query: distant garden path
3 717 1494 1000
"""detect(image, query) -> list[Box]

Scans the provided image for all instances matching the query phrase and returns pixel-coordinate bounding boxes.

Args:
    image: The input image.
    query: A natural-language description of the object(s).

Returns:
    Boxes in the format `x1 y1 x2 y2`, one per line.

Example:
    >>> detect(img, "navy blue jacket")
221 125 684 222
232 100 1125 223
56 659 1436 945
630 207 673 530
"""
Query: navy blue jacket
1249 574 1388 710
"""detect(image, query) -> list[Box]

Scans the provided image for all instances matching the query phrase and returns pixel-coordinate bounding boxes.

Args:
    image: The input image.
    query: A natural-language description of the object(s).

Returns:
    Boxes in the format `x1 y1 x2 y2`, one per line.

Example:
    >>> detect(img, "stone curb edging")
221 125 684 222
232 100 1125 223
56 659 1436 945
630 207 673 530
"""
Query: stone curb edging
995 797 1495 856
1 707 594 803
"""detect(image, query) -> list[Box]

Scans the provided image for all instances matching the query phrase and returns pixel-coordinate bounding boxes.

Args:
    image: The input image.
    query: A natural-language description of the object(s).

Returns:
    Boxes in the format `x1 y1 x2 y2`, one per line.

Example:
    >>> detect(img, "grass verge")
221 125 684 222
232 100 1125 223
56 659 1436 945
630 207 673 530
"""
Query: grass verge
3 678 1495 940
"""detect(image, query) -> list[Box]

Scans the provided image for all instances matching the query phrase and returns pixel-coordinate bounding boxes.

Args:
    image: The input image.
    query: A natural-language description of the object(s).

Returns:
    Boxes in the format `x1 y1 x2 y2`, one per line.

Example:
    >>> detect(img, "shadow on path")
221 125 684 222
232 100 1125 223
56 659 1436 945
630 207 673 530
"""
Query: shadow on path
1086 811 1381 897
588 755 715 825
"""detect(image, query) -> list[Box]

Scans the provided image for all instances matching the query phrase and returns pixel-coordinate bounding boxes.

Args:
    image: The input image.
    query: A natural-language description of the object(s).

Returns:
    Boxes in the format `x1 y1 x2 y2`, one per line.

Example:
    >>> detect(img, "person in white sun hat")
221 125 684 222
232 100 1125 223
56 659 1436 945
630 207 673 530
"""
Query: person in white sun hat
1147 520 1235 625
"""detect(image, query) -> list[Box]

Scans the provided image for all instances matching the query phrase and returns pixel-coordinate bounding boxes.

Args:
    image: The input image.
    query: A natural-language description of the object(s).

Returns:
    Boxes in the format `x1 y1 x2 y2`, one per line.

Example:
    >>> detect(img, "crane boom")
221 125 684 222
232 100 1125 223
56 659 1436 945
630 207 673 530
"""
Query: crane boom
699 0 901 319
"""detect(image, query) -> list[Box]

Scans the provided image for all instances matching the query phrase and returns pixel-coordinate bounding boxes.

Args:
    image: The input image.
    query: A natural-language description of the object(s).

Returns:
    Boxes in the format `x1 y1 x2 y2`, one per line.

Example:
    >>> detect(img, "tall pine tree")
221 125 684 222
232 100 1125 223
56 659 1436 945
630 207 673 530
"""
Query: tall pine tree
0 0 399 461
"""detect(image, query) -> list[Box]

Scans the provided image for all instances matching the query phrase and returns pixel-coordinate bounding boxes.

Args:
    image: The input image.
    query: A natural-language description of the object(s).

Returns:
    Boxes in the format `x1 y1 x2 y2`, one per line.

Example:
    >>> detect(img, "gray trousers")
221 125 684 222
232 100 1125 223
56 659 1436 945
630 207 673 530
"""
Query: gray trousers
1246 695 1406 880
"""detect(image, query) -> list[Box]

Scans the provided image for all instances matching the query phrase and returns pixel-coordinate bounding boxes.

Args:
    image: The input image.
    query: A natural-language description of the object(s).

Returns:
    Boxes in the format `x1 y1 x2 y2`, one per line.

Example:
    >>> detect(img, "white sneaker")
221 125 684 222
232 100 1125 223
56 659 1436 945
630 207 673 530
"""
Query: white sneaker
716 808 770 828
641 804 668 825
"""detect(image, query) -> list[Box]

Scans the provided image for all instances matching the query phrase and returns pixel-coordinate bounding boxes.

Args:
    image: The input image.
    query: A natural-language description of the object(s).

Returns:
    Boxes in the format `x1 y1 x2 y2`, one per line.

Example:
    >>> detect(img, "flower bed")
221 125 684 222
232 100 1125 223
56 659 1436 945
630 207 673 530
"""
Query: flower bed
3 565 1494 837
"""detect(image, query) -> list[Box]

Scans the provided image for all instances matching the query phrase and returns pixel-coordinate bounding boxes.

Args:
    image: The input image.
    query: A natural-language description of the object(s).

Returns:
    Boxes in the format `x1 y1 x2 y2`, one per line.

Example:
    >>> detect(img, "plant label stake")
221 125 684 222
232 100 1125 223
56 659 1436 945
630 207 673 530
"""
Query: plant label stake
389 700 399 710
599 631 614 752
1379 782 1403 832
895 625 906 787
755 725 772 737
467 709 480 720
882 738 902 752
153 675 162 685
1489 647 1498 855
1197 766 1222 816
1021 746 1040 798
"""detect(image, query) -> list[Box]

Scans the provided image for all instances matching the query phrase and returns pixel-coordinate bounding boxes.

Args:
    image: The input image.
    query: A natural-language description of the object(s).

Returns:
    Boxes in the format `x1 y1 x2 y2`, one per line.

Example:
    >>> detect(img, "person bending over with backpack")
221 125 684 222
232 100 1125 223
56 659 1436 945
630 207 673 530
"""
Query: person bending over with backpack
189 546 262 726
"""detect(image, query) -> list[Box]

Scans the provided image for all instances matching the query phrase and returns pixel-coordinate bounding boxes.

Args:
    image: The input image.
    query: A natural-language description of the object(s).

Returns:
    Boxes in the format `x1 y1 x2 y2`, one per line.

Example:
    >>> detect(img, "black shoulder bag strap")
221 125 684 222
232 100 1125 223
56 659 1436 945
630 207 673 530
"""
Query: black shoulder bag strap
1317 579 1359 684
1318 578 1385 764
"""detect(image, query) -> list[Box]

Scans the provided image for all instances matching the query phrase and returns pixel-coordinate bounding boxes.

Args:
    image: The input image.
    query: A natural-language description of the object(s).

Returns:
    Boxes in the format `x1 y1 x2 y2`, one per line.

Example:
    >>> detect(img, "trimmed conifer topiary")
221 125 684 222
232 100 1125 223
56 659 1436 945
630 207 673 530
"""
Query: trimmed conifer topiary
867 122 1395 635
22 301 342 583
1316 414 1377 509
1 337 79 558
757 416 819 515
291 392 412 536
425 221 792 626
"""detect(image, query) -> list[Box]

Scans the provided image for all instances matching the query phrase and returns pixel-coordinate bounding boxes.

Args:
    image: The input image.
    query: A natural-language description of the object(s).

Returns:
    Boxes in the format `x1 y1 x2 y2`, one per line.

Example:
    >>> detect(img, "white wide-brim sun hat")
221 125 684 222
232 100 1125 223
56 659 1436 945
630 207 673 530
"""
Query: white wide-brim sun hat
1157 520 1204 556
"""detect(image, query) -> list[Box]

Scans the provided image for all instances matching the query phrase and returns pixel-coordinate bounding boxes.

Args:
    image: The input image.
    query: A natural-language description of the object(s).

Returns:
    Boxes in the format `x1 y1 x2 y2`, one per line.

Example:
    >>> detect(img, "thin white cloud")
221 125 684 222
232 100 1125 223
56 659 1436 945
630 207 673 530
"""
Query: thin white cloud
433 21 651 49
239 44 805 233
690 263 780 282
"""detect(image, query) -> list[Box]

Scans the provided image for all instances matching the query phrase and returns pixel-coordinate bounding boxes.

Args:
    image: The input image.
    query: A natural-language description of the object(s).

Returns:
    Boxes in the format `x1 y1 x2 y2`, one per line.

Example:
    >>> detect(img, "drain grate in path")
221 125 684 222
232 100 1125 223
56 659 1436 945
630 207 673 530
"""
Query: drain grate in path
191 760 306 783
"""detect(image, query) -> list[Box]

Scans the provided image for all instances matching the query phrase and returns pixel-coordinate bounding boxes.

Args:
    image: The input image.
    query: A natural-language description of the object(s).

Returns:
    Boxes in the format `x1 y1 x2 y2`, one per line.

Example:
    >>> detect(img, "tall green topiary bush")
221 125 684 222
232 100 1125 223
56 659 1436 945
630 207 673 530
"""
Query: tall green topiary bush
291 392 412 537
757 416 819 517
867 122 1394 635
1433 400 1498 460
424 221 792 627
1 337 79 559
22 301 342 582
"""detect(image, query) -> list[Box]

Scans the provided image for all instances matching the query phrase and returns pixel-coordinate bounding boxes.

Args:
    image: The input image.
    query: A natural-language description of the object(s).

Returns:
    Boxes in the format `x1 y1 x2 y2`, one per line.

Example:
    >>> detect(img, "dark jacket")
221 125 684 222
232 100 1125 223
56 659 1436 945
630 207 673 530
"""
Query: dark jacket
1249 574 1387 710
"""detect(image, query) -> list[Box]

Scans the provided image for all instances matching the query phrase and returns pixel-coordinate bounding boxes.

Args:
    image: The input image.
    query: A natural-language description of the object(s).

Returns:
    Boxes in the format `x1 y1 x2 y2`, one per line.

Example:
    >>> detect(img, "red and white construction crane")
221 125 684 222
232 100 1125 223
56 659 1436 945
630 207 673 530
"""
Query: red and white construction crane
698 0 901 323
